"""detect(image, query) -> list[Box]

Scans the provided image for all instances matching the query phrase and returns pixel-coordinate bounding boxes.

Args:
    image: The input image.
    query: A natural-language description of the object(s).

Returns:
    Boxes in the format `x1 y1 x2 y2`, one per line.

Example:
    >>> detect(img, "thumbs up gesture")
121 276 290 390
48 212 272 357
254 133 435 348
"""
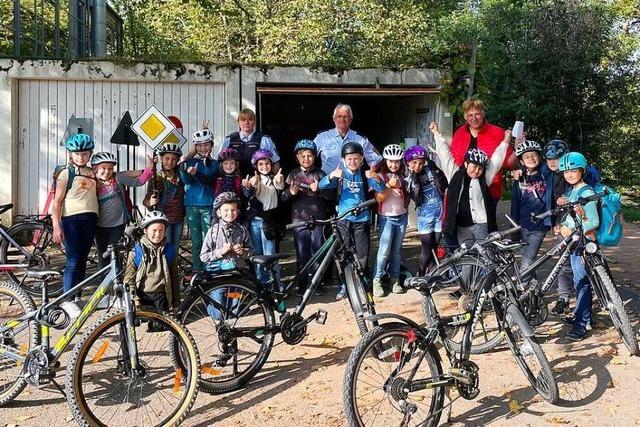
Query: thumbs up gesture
250 171 260 188
365 169 378 180
429 121 440 136
388 175 399 188
242 174 251 189
330 165 343 180
309 178 319 192
187 163 197 175
274 168 284 186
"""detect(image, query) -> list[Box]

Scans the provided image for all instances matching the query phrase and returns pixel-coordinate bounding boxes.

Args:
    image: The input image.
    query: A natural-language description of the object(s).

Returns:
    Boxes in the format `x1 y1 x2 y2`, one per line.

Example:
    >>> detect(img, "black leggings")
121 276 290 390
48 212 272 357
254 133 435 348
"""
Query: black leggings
419 232 441 276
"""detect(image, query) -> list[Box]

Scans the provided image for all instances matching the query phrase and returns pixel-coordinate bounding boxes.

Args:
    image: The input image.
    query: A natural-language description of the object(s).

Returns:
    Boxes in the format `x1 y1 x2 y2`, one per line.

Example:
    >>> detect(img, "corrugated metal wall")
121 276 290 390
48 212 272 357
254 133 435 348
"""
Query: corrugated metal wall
17 80 226 215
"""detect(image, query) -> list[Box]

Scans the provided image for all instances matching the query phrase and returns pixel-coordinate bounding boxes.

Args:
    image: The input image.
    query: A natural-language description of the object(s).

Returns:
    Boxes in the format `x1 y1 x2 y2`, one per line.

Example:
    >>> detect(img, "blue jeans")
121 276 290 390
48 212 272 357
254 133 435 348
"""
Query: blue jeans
62 213 97 293
293 225 324 273
165 222 183 246
570 252 592 331
520 229 547 271
250 217 281 286
456 223 489 248
374 215 408 279
186 207 212 271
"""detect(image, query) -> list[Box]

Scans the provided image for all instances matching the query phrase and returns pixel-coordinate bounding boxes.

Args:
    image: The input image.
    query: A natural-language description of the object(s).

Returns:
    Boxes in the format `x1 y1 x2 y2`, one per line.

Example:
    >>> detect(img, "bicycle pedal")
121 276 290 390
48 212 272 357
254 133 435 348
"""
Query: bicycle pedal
315 309 328 325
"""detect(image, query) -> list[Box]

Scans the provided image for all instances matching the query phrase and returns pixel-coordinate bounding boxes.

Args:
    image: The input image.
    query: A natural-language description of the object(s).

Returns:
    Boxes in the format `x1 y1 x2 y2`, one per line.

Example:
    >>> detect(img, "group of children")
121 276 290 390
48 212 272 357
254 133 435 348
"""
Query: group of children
51 113 600 341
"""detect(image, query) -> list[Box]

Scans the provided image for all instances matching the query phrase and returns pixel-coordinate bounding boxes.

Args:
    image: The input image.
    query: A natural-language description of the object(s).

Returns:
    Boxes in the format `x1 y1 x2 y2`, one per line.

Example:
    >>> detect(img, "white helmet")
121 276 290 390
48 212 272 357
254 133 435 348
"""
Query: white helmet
382 144 404 161
515 140 542 157
91 152 118 166
140 210 168 229
192 129 213 145
157 143 182 156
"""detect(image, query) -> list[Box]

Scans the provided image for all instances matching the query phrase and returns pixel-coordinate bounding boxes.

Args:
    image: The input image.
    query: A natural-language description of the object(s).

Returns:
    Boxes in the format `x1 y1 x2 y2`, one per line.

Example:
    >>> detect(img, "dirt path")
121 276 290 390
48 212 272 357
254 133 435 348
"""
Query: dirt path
2 210 640 427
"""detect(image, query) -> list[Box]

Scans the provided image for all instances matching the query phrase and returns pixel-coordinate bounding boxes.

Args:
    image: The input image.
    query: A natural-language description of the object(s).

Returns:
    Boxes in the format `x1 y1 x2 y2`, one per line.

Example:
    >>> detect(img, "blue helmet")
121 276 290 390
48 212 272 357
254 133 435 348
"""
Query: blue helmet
544 139 569 160
558 152 588 171
65 134 95 152
294 139 317 154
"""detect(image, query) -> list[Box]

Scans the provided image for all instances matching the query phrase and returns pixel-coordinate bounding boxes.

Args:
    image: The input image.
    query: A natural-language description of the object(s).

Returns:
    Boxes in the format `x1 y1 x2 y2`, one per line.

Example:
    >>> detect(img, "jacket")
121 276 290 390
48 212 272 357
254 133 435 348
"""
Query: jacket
180 156 218 207
200 220 253 267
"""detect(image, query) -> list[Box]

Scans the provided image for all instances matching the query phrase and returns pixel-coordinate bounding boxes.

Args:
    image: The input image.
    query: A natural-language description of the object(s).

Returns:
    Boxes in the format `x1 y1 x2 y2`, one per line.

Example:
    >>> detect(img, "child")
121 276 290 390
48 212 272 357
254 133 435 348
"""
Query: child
556 152 599 342
92 152 155 267
405 145 448 277
281 139 331 296
213 148 244 198
243 149 285 288
143 143 185 246
123 210 180 320
370 144 410 296
52 133 98 318
430 122 511 247
180 129 218 272
319 142 385 300
510 140 552 270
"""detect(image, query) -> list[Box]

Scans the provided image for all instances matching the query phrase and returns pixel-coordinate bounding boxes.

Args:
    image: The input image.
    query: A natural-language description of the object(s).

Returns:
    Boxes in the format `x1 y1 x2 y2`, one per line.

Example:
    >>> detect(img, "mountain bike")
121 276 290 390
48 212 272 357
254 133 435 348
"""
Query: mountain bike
343 225 559 427
178 199 378 393
0 238 200 426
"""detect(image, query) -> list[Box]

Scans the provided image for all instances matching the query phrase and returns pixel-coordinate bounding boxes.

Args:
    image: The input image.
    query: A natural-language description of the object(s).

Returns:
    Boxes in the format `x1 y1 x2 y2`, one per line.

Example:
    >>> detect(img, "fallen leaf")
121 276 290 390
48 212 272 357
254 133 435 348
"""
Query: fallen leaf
15 415 34 421
546 416 571 424
611 357 628 365
412 395 425 402
508 399 524 413
608 405 618 415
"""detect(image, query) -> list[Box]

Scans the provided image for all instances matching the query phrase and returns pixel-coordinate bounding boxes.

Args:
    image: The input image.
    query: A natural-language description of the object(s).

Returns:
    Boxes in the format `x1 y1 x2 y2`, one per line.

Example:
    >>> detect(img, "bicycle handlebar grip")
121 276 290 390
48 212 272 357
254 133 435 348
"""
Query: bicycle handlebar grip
357 199 378 210
498 226 521 240
286 221 307 230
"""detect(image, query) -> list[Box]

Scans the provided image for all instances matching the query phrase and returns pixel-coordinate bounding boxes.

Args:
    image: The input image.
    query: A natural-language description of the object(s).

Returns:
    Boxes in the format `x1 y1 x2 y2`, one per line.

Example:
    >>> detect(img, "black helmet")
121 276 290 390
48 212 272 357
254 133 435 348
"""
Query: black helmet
341 142 364 158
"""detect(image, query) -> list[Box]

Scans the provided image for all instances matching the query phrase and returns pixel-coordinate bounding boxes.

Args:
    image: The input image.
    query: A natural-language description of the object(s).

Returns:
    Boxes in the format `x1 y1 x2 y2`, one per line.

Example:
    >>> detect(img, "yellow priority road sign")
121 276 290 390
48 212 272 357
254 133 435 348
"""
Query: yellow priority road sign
162 127 187 148
131 105 176 150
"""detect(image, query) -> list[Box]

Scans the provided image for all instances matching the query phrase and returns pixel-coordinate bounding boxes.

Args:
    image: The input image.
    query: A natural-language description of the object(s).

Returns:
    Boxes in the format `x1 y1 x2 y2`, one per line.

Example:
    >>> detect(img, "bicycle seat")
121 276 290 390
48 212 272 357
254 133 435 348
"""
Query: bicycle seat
491 240 527 251
25 268 61 279
404 275 441 292
250 254 288 267
0 203 13 215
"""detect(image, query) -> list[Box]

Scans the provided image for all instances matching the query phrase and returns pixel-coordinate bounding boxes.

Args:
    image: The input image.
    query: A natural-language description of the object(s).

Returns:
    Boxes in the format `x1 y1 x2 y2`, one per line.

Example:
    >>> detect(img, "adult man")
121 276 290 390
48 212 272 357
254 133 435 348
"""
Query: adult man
314 104 382 174
449 99 517 202
215 108 281 176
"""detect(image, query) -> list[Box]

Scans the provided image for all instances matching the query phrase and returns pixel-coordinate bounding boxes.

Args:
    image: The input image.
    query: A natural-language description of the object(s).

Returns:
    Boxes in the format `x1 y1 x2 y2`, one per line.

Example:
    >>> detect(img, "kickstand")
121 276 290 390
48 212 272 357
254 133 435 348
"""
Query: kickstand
50 378 67 398
445 387 454 423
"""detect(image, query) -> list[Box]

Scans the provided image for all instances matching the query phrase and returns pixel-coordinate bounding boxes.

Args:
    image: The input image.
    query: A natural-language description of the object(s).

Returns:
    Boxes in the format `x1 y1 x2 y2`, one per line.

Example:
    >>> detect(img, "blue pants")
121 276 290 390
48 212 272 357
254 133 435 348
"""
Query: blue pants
61 213 97 293
293 225 324 273
570 252 592 331
186 207 212 271
165 222 183 246
374 215 407 279
250 217 281 287
520 229 547 271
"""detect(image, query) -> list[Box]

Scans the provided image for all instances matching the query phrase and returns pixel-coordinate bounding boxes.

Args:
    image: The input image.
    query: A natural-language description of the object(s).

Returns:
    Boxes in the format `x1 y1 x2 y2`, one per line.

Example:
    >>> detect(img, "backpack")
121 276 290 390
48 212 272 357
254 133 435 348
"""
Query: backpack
577 183 623 246
52 165 77 192
133 242 176 268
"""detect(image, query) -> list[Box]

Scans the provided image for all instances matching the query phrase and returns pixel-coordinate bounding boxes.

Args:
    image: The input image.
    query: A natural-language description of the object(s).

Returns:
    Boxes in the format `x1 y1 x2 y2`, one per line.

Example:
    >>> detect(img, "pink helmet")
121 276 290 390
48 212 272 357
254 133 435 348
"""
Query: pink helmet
251 149 273 167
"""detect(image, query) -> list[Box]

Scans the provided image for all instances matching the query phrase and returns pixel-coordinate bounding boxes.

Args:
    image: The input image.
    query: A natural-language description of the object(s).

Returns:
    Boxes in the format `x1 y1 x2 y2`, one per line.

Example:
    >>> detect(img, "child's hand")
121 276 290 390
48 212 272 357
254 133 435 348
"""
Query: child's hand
242 174 251 189
388 175 399 188
330 165 343 180
53 225 64 245
309 179 319 192
232 244 243 255
510 169 523 181
250 171 260 188
220 243 232 255
289 183 299 195
553 225 561 235
557 196 568 206
187 164 197 175
274 169 284 186
365 170 378 180
202 119 210 130
503 129 513 144
146 155 155 170
429 121 440 136
149 194 159 206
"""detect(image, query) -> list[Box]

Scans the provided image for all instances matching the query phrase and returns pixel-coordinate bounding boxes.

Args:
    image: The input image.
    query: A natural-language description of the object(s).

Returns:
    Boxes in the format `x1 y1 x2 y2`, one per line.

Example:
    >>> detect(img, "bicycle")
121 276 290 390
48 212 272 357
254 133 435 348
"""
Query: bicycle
343 225 559 427
178 199 378 393
0 235 200 426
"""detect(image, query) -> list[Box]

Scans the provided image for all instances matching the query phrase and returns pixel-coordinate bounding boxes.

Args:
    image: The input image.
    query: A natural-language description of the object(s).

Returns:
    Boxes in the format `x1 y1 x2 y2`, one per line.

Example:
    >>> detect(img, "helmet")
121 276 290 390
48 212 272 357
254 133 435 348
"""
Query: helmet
558 152 587 171
404 145 427 162
341 142 364 157
515 140 542 157
294 139 317 154
251 149 273 166
218 147 240 162
91 152 117 166
157 143 182 156
544 139 569 160
382 144 404 161
464 148 489 167
65 134 95 152
213 191 242 210
140 210 168 229
192 129 213 145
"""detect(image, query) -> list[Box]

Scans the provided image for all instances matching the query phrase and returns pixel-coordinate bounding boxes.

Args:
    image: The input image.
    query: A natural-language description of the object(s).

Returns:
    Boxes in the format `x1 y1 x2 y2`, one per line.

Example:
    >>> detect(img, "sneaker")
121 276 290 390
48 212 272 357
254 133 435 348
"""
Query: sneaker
551 298 569 316
565 327 587 342
314 286 327 296
390 278 404 294
336 284 347 301
61 301 82 319
372 278 385 297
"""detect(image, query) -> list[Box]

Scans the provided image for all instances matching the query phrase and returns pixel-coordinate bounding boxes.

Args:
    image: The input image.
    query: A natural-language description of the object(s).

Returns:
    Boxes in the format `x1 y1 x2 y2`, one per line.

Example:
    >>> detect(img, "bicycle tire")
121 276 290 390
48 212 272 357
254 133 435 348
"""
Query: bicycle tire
0 281 40 406
179 278 276 393
503 304 559 403
0 222 65 297
65 308 200 427
343 323 445 427
344 264 377 336
591 264 639 356
422 256 503 354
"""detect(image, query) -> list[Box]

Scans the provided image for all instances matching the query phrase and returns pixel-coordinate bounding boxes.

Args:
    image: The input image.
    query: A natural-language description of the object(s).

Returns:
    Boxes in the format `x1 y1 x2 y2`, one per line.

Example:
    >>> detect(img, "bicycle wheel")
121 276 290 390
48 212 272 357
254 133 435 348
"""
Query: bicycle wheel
179 279 276 393
591 264 639 356
502 304 559 403
0 221 65 297
344 264 377 336
422 256 503 354
65 309 200 426
0 281 40 405
343 323 445 427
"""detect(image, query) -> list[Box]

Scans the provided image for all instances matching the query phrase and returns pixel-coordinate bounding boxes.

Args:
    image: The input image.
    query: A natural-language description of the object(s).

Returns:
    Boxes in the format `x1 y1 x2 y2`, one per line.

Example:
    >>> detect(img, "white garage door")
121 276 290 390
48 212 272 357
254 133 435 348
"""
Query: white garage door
17 79 226 215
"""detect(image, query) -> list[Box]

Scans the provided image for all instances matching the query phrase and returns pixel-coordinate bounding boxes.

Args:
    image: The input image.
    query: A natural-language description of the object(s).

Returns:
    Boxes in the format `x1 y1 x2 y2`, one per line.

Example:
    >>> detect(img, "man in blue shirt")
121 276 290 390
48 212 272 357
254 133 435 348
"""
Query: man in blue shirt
314 104 383 174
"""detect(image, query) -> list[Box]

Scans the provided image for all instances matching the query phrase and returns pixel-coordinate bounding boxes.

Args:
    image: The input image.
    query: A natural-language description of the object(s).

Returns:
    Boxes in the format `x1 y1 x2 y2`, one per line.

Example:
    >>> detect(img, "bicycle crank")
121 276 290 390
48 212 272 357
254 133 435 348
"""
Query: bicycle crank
449 360 480 400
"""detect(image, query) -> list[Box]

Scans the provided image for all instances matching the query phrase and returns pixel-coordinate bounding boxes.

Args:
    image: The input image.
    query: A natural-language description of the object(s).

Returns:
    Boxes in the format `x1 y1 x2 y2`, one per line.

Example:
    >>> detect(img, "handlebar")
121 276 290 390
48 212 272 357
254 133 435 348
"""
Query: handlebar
532 190 608 222
286 199 377 230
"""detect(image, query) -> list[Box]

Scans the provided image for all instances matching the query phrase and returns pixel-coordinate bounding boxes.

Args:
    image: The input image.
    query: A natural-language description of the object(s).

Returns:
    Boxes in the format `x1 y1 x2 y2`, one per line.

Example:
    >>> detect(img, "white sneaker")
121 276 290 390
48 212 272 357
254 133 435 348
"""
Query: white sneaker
61 301 82 319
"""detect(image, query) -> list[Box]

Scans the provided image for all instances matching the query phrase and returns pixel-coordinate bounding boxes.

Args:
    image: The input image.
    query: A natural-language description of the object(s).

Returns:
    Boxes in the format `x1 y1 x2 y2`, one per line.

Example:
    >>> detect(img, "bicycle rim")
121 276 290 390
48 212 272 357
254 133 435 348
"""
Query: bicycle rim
66 309 199 427
344 324 444 427
181 281 275 393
